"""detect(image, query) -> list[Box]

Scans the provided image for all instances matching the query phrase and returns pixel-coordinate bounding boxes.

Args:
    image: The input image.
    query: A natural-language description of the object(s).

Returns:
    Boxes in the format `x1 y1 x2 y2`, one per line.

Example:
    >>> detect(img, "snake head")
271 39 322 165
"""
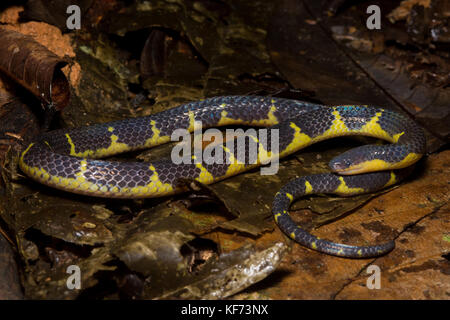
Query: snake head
329 146 379 175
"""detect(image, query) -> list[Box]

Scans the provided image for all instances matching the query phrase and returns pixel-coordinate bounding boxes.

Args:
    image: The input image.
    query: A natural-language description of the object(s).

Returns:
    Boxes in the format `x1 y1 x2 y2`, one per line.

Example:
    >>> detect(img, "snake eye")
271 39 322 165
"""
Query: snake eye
329 148 365 174
329 160 347 172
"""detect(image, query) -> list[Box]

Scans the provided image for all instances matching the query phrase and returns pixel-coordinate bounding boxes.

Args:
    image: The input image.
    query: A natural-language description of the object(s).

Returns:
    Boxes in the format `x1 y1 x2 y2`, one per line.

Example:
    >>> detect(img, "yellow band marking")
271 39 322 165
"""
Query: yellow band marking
216 110 234 126
286 193 294 202
249 105 279 126
194 163 215 184
336 176 365 195
129 164 174 196
247 134 274 165
66 133 130 158
19 143 34 164
66 133 77 156
280 122 312 157
359 111 393 142
187 111 196 131
274 213 282 223
384 171 397 187
304 180 313 194
315 109 402 145
392 131 405 142
145 120 170 147
315 109 348 142
397 152 422 168
220 145 247 177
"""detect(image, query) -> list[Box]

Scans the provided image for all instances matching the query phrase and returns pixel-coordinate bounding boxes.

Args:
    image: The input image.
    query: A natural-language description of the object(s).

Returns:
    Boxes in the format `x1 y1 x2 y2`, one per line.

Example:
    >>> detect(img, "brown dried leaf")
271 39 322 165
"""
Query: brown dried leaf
0 28 70 110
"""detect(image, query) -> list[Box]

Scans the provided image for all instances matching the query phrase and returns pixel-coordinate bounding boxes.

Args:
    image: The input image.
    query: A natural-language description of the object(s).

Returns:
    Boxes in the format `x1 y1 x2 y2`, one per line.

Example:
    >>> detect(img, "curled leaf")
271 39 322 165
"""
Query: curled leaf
0 28 70 110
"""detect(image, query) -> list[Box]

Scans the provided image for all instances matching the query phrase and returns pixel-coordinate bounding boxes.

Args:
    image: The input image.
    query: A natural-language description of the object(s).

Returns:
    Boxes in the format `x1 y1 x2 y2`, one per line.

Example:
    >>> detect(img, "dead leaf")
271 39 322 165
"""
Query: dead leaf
0 28 70 110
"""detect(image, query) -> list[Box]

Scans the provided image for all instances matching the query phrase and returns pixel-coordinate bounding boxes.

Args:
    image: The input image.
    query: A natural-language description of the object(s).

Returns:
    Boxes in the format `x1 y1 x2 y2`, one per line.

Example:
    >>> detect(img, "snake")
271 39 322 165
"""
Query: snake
19 96 426 258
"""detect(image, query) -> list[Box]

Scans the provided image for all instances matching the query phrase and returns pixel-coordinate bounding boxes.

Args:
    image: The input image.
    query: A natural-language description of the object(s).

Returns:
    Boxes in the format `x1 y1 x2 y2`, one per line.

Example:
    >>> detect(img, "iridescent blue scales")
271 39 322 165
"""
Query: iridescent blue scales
19 96 426 258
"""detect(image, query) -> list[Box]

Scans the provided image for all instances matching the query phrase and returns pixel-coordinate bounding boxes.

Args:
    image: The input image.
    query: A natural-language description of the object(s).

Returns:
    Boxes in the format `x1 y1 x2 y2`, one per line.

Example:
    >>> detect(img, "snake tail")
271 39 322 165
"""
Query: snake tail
272 169 412 258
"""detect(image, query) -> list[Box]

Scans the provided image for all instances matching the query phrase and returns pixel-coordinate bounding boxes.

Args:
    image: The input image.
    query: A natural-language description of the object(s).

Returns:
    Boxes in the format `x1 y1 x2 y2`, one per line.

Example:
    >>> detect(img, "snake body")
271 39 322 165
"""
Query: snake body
19 96 426 257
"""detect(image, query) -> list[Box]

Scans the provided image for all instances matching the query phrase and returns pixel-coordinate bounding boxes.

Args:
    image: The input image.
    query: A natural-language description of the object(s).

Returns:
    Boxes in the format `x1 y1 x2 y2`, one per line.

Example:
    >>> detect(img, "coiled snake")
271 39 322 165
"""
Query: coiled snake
19 96 426 257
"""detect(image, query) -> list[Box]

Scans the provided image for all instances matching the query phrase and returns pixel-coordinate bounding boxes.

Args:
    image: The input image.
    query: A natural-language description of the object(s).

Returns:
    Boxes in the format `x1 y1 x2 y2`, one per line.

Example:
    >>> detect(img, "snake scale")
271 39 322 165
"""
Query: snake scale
19 96 426 258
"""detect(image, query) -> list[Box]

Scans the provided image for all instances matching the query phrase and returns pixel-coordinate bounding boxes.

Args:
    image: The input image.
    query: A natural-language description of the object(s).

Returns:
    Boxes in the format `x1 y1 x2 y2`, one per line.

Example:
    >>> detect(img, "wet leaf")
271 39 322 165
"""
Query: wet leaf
23 244 115 300
0 231 23 299
61 36 140 126
31 204 115 246
155 242 288 299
